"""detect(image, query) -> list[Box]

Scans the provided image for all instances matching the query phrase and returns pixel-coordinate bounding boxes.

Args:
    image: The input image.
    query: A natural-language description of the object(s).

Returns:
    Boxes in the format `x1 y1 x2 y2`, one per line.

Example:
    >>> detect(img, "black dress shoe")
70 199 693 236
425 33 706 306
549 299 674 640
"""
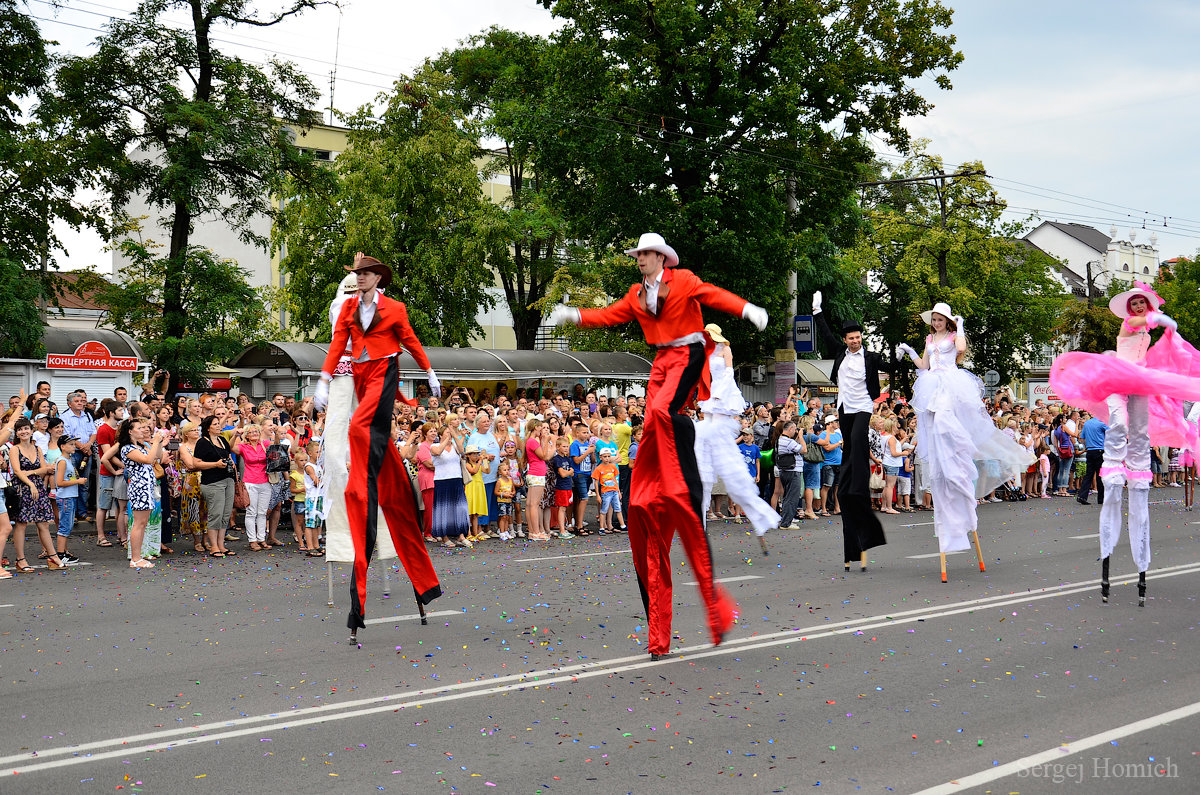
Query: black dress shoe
650 653 669 661
1076 498 1091 506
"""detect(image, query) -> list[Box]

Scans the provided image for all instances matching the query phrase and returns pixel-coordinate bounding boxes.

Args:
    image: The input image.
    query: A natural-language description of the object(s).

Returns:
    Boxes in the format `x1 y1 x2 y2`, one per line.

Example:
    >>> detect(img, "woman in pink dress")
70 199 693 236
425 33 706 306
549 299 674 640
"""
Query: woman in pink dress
1051 282 1200 605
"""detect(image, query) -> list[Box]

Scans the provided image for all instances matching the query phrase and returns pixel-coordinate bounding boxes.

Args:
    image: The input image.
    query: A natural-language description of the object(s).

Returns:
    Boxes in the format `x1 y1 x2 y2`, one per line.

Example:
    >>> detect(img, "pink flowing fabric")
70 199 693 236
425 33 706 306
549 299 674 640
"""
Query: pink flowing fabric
1050 330 1200 450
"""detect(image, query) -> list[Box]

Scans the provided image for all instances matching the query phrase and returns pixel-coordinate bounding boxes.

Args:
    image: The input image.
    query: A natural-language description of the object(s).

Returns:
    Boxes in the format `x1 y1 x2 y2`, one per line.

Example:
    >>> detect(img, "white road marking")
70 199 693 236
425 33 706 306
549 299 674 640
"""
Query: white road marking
912 699 1200 795
364 609 460 625
682 575 762 586
1070 533 1099 539
514 549 629 562
7 560 1200 776
0 604 13 608
900 521 935 527
906 550 969 559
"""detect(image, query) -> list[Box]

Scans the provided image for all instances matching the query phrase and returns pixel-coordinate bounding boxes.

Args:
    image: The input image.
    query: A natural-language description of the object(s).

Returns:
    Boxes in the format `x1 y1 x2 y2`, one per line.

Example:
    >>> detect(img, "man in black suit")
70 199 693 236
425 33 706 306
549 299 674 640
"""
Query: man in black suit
812 291 887 571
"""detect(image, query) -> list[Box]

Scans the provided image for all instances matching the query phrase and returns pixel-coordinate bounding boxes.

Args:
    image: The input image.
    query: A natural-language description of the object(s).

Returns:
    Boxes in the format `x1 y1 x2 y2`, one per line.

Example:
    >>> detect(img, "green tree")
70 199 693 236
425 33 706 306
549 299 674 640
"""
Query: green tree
1 1 115 355
1052 277 1124 355
439 29 571 350
1153 258 1200 344
848 146 1065 388
276 70 497 346
462 0 962 363
100 230 274 388
54 0 327 375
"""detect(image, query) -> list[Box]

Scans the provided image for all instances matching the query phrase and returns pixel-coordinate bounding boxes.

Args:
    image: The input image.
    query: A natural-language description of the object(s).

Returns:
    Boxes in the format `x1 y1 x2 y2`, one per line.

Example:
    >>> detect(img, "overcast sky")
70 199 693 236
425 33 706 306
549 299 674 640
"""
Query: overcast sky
29 0 1200 271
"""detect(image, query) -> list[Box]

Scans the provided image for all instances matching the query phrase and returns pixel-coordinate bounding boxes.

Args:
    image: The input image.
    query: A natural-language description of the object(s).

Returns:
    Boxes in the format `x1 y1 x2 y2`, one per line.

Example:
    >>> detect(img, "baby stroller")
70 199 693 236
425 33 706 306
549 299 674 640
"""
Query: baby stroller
997 480 1026 502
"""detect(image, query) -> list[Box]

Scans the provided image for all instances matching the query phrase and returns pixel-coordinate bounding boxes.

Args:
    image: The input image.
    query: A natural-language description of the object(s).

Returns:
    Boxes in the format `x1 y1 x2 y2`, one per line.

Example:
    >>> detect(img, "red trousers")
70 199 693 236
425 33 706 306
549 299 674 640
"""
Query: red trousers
629 343 734 655
346 357 442 629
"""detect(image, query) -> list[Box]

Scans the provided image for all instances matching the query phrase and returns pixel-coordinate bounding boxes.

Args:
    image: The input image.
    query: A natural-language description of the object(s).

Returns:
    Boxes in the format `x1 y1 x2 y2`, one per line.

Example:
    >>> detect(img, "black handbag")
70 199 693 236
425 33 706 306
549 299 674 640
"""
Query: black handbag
265 443 291 473
4 484 21 516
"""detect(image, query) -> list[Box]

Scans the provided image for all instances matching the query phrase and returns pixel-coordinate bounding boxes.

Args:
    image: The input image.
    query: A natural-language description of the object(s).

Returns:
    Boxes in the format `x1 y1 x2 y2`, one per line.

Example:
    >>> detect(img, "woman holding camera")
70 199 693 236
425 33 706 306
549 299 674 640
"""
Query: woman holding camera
193 415 238 558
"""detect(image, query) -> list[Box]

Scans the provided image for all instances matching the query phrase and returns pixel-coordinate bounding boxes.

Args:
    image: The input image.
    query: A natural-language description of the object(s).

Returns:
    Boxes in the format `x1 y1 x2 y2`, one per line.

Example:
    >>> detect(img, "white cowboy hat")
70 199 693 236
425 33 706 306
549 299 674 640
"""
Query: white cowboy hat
920 301 955 325
1108 281 1163 318
703 323 728 344
338 273 358 294
624 233 679 268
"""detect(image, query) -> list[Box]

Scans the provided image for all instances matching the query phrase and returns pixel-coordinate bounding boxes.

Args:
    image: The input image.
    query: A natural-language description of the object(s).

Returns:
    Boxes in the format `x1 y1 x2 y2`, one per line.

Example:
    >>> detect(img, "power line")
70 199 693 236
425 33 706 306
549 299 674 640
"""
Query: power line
25 3 1200 244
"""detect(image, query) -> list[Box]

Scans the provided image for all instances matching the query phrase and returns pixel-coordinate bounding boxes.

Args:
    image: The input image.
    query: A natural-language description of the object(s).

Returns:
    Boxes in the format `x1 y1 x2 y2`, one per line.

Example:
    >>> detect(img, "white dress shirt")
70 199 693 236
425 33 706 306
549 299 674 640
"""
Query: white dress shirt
643 271 662 316
837 348 874 414
358 289 380 329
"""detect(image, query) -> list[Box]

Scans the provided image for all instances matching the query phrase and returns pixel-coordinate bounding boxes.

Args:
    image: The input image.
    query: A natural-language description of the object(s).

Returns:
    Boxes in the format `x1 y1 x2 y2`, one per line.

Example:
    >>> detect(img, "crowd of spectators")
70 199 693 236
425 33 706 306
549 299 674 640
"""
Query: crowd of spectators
1 376 1195 579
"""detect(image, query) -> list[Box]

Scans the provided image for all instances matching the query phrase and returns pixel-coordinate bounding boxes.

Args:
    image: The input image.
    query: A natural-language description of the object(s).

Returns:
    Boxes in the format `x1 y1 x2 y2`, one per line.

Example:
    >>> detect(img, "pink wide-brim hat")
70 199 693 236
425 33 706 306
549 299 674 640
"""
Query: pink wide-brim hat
1108 281 1163 318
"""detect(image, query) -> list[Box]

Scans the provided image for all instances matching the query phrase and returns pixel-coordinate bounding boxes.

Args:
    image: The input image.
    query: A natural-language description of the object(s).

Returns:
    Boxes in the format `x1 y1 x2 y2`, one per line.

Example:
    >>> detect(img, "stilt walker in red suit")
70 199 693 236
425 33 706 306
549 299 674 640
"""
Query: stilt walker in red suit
550 233 768 660
314 253 443 643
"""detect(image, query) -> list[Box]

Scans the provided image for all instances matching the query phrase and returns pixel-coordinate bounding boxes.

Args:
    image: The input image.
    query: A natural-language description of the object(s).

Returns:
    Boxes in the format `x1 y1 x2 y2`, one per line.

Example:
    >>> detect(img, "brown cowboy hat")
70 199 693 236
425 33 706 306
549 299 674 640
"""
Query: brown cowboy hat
345 254 393 289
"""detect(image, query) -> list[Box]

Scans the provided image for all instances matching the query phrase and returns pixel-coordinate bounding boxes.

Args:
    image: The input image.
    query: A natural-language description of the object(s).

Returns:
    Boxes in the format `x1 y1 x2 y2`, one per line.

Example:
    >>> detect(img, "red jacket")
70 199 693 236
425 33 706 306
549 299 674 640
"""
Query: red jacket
321 292 432 377
577 267 748 345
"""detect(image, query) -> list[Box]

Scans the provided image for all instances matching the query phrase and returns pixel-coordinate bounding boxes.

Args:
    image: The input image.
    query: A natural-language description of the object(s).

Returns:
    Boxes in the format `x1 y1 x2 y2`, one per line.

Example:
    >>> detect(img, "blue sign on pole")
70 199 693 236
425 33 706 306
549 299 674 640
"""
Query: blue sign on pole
793 315 814 354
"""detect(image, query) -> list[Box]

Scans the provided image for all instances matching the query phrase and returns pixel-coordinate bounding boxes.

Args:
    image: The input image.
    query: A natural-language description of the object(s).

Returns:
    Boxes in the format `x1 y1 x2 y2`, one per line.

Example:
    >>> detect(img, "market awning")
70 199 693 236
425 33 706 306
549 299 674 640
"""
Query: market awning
229 343 655 381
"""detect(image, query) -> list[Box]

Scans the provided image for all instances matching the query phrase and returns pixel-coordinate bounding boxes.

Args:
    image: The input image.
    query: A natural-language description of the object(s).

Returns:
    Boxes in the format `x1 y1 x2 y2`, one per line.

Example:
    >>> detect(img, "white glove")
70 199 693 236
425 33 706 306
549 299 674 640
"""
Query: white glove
314 377 330 412
898 342 921 365
427 369 442 398
953 315 966 333
548 304 580 327
812 291 823 315
742 303 768 331
1147 312 1177 331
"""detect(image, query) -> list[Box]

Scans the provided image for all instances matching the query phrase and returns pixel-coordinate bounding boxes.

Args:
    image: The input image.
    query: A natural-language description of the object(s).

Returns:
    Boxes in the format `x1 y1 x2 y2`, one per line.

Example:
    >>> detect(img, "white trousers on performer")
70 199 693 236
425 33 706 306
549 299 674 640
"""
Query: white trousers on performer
695 413 780 536
1099 393 1151 573
322 374 396 562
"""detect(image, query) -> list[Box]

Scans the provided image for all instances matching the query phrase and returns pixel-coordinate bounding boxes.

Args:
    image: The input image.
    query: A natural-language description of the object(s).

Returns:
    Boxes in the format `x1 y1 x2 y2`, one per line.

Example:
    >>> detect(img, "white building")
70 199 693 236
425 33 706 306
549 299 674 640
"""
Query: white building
1023 221 1160 296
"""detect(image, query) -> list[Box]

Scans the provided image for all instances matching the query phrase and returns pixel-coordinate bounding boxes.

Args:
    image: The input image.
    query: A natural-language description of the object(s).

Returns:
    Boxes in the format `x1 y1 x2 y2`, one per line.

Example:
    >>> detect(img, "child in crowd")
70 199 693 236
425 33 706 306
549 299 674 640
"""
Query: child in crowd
896 427 914 512
551 436 575 540
734 428 762 524
53 434 86 563
1036 439 1052 498
302 441 323 555
464 444 489 542
502 440 525 538
495 459 516 540
629 426 642 464
591 447 622 534
289 447 307 549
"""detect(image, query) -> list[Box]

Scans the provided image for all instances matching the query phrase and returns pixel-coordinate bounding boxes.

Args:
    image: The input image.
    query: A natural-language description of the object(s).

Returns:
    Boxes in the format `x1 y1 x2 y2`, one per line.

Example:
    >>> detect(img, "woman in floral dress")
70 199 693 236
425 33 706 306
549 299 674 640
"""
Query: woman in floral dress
178 421 208 552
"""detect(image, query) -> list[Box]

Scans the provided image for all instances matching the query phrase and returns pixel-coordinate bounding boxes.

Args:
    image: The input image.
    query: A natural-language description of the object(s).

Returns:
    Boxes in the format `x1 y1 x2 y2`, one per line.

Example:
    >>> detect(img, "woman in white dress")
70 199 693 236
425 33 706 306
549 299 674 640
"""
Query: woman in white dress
898 303 1032 582
694 324 780 555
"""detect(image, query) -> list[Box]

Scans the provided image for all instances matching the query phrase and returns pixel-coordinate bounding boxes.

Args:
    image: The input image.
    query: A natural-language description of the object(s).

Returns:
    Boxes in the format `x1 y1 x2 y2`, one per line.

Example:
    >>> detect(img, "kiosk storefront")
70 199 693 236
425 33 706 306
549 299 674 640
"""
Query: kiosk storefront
0 328 148 408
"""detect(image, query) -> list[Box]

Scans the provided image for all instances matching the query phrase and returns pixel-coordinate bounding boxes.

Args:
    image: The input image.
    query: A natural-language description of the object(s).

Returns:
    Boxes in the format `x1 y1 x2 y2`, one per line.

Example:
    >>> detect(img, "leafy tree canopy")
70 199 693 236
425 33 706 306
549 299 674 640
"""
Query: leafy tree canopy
846 144 1065 389
462 0 965 363
100 226 276 389
54 0 328 373
276 69 497 347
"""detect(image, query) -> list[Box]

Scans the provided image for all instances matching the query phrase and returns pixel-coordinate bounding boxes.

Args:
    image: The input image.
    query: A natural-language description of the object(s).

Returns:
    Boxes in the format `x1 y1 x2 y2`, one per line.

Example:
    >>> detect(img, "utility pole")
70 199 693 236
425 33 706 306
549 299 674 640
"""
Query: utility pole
786 177 797 347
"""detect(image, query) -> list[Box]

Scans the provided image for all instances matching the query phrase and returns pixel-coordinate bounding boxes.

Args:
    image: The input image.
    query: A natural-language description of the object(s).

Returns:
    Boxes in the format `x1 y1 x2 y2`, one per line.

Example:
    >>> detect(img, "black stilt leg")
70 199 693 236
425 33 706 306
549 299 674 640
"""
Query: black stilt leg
1101 557 1110 603
415 586 428 625
1138 570 1146 607
349 627 359 645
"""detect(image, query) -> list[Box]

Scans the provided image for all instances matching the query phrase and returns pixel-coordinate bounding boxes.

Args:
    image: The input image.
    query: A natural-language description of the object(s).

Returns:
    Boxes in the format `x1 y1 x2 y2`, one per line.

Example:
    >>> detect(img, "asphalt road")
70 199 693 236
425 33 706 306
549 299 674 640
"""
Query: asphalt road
2 491 1198 794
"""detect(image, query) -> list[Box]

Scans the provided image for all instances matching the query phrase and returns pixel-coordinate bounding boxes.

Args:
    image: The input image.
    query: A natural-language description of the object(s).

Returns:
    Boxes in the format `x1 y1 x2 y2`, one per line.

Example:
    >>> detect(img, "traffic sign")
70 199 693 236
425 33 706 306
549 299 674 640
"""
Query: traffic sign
793 315 814 353
984 369 1000 387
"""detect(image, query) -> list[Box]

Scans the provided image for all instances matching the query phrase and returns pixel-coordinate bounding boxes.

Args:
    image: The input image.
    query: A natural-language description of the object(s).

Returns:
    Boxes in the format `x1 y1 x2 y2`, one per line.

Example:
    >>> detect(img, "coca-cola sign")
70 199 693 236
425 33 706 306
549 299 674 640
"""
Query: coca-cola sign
46 341 138 371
